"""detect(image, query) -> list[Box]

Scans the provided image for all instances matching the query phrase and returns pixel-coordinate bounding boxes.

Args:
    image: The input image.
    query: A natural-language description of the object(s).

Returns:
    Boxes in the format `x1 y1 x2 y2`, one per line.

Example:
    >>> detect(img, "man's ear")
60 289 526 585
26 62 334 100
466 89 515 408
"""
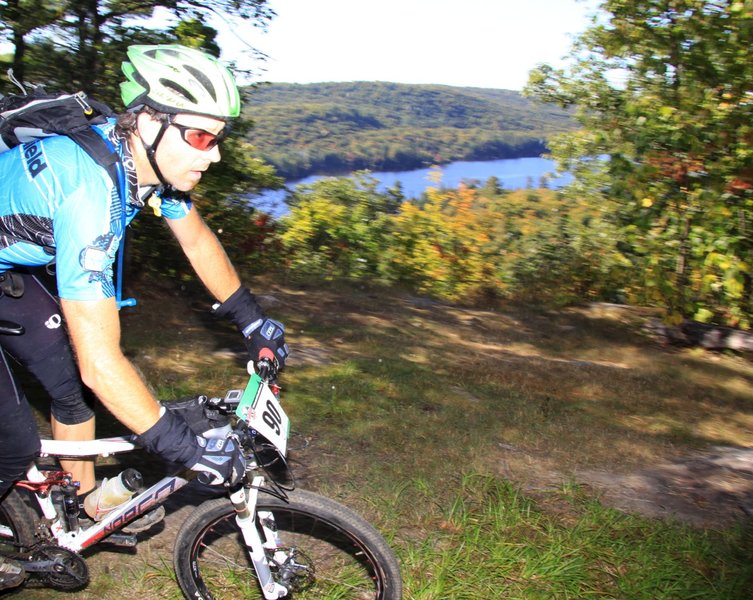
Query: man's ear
135 111 162 141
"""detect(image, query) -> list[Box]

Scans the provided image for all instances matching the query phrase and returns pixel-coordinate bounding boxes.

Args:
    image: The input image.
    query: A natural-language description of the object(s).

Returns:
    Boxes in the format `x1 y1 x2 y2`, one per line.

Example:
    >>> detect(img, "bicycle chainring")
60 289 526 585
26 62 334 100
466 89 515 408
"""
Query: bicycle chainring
28 545 89 591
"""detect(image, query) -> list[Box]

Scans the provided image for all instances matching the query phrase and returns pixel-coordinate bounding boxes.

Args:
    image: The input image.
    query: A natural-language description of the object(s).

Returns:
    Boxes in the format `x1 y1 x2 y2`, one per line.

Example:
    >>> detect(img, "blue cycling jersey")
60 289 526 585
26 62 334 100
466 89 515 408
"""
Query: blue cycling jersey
0 120 191 301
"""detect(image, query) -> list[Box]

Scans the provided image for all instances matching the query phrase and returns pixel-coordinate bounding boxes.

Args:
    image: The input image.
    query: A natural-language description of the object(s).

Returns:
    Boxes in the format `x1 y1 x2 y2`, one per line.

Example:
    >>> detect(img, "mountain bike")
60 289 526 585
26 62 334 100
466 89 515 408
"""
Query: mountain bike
0 350 403 599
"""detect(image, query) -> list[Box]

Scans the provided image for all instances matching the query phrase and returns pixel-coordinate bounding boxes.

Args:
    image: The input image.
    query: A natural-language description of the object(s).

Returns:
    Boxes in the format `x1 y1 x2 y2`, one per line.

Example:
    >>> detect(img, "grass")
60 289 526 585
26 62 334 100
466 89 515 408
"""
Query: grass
398 474 753 598
15 275 753 598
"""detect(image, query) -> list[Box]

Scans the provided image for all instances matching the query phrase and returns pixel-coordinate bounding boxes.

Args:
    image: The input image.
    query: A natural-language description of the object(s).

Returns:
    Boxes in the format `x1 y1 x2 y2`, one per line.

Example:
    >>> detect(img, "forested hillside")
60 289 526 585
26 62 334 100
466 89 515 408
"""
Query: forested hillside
242 82 575 179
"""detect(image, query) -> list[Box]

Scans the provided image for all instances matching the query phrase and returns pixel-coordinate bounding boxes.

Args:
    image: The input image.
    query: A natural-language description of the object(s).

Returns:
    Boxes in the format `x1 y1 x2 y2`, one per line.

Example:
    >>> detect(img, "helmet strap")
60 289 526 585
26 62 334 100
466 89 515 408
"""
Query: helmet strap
139 119 170 187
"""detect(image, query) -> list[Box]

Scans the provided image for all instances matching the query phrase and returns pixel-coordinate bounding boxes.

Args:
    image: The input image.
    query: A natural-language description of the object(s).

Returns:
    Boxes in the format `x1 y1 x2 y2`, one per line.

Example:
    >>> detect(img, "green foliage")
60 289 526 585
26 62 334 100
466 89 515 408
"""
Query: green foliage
525 0 753 327
244 82 576 179
278 174 628 306
279 173 397 279
506 204 631 306
0 0 66 82
0 1 274 98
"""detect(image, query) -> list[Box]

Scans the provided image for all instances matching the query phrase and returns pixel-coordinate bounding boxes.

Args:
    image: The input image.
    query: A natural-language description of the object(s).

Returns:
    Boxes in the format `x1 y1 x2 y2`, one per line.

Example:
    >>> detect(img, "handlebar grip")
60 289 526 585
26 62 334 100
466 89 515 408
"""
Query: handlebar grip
256 348 278 381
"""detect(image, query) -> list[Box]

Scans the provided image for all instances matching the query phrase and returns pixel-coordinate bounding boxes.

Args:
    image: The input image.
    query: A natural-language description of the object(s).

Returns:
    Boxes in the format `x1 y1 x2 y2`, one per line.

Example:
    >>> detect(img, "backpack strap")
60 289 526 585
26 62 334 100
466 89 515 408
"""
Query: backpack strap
69 127 121 192
76 125 137 309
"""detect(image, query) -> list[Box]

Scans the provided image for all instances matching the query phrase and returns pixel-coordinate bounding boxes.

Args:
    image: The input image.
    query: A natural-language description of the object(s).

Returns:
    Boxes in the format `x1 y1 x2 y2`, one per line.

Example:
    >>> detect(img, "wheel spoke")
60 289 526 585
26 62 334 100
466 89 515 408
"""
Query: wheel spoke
198 539 253 571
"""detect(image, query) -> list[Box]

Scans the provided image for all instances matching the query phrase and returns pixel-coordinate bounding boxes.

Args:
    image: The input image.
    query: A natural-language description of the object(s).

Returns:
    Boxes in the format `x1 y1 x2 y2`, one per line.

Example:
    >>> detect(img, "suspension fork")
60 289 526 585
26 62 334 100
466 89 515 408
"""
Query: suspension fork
230 477 289 600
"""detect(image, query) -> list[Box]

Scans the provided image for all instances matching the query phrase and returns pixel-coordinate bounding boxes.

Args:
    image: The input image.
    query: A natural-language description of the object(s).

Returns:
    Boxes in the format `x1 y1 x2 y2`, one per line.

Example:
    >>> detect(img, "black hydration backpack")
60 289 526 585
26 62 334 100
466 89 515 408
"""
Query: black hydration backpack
0 78 121 192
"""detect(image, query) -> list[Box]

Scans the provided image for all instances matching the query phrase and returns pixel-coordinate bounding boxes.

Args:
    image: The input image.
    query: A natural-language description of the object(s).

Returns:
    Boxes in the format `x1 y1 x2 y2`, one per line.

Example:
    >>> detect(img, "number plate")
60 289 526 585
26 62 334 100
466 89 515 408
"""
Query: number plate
236 374 289 456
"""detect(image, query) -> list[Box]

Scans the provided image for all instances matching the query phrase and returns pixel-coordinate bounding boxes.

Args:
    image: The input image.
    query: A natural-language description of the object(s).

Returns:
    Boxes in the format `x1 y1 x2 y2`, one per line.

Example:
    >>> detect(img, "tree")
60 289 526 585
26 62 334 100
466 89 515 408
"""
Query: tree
525 0 753 327
0 0 274 94
0 0 65 81
479 175 504 198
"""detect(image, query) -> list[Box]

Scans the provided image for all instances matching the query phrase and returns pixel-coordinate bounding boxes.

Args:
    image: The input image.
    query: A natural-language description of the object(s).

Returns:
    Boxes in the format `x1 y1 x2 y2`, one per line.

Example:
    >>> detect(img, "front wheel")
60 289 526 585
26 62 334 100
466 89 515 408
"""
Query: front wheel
173 488 402 599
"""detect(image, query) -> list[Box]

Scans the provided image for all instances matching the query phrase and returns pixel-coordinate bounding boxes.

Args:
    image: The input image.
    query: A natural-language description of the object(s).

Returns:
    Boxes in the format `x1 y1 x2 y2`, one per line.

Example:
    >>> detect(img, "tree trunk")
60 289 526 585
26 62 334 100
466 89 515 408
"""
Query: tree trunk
11 29 26 84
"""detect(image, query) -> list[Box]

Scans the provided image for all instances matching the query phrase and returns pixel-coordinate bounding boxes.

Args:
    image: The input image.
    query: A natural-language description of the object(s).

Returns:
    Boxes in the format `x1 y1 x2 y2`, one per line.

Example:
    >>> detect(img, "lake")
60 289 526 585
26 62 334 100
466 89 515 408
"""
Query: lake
249 156 572 217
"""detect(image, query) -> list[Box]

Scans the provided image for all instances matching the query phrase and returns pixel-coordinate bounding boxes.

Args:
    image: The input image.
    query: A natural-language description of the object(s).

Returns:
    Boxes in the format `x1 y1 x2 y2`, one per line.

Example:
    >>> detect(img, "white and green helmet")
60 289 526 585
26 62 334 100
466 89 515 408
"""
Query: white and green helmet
120 44 241 118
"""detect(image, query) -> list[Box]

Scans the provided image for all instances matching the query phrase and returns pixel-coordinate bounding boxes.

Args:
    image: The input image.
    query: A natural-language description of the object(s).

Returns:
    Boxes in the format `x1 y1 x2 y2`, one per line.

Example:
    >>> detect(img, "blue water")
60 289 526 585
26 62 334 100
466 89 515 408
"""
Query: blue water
249 156 571 217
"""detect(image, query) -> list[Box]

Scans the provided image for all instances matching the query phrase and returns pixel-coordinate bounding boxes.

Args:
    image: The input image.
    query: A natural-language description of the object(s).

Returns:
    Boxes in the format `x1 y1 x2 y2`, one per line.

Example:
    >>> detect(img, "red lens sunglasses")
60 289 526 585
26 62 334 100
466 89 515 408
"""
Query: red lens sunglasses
168 116 230 151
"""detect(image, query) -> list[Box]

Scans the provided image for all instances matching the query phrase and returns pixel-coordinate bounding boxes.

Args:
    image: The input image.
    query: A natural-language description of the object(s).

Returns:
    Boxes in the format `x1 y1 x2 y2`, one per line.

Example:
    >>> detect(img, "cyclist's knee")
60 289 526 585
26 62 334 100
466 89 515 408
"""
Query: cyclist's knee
26 336 93 422
51 392 95 425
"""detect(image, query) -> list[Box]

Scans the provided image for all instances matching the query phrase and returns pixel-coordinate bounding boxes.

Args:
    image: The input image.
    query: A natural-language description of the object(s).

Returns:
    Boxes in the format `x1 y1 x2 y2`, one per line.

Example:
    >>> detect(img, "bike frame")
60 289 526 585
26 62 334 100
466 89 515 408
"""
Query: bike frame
13 435 290 599
18 437 189 552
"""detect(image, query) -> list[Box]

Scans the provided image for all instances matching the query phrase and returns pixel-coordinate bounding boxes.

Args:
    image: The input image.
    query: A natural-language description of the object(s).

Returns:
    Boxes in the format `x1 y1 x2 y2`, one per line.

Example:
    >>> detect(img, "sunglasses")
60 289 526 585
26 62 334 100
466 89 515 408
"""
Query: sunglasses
168 117 230 151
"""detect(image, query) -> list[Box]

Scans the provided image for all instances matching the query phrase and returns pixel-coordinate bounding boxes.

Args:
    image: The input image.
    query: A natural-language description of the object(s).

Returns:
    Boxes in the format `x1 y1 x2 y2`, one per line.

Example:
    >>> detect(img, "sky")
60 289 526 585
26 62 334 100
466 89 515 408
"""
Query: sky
211 0 602 91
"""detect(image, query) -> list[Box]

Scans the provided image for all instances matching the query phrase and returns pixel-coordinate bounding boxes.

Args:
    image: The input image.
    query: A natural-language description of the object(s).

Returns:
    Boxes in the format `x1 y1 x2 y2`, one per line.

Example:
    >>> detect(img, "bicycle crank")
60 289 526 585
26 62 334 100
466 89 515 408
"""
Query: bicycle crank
21 544 89 591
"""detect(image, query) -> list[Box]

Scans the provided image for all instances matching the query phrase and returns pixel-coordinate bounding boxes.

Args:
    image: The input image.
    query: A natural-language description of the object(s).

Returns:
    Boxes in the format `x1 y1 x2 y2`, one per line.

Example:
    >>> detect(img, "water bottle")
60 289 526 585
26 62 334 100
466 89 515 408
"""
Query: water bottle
83 468 144 520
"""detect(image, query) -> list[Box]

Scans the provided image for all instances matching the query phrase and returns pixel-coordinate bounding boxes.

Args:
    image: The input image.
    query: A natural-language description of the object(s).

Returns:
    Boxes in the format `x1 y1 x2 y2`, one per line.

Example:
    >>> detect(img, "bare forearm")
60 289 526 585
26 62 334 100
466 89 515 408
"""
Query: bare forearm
80 353 161 434
61 297 161 434
183 225 240 301
168 209 241 302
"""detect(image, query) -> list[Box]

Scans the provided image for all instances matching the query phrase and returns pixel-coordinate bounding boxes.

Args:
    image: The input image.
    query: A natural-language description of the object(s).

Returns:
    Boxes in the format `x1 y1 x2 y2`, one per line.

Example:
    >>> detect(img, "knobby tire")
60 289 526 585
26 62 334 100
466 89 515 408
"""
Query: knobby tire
173 487 402 599
0 488 38 553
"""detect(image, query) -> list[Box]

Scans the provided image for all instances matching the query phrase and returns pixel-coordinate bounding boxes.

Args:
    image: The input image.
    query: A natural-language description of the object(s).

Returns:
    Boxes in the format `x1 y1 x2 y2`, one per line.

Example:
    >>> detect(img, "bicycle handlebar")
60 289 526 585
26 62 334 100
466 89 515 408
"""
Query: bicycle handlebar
195 352 279 487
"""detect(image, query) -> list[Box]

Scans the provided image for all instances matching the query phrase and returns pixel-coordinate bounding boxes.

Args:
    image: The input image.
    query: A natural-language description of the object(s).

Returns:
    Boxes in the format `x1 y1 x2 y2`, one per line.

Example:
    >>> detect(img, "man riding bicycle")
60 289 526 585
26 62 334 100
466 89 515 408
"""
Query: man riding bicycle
0 44 288 590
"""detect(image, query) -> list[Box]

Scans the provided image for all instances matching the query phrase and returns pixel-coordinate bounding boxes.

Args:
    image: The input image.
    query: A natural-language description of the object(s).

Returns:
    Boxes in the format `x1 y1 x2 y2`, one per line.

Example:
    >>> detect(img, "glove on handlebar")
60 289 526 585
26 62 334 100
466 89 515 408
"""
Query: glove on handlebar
135 409 203 468
135 410 244 487
212 286 289 369
192 436 246 487
248 318 288 368
162 395 229 437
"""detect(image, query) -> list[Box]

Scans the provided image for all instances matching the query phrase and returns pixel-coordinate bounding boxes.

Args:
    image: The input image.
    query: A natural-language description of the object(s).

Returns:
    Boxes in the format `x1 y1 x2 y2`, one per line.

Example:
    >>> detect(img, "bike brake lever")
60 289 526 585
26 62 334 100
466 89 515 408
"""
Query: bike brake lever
255 348 279 382
256 358 279 383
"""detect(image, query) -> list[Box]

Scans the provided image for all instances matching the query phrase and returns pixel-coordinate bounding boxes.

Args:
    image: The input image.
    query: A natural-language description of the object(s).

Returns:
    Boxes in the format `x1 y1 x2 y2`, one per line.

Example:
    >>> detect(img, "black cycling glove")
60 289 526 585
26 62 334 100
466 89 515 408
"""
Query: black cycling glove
135 410 245 487
212 286 289 369
193 436 246 487
162 395 229 437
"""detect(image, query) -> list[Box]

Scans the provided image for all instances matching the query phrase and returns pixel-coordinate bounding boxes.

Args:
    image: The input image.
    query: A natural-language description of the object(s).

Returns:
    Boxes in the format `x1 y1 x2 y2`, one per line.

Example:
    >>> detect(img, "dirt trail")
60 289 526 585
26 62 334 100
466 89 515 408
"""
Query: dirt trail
496 442 753 529
578 446 753 528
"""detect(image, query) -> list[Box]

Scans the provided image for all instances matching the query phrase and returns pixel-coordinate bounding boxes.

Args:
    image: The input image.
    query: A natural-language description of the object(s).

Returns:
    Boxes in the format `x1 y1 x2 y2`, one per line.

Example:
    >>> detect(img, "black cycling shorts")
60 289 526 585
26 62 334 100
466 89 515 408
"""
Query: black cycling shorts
0 271 94 497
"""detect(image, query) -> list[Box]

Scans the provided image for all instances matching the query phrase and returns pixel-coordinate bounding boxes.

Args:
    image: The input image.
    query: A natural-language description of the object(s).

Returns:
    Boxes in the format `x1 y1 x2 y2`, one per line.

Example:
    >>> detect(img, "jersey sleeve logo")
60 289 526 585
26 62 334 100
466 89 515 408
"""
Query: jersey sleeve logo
79 232 118 281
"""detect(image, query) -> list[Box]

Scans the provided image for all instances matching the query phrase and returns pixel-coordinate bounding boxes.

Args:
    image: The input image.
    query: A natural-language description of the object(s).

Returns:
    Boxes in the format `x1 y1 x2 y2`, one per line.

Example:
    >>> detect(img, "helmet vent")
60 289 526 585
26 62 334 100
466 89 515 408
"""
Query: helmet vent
184 65 218 102
159 78 197 105
147 48 179 60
